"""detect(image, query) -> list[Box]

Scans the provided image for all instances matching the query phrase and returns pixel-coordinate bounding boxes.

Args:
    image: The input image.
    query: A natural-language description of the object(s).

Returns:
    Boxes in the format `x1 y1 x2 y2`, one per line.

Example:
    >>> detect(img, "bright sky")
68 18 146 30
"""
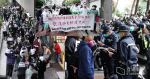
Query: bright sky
114 0 133 13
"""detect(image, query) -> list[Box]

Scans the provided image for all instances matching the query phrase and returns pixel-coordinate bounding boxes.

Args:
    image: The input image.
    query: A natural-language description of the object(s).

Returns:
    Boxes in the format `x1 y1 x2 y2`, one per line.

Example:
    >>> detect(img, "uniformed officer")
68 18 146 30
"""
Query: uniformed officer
98 25 118 79
108 24 138 79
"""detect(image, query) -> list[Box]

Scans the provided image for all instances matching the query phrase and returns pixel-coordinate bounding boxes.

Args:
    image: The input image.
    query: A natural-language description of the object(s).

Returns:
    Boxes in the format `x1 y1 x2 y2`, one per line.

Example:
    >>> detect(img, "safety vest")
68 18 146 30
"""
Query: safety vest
143 34 150 49
140 24 146 36
29 21 33 26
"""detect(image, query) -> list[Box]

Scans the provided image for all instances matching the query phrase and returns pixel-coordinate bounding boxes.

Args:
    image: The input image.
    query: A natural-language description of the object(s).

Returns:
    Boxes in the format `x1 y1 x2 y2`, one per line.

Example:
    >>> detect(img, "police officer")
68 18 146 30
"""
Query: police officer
108 24 138 79
98 25 118 79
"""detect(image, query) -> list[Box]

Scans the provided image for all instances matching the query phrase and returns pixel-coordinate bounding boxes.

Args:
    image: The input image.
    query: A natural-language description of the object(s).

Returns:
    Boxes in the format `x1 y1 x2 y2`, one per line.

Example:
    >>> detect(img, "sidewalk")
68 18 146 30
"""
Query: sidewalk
51 63 65 79
0 21 8 78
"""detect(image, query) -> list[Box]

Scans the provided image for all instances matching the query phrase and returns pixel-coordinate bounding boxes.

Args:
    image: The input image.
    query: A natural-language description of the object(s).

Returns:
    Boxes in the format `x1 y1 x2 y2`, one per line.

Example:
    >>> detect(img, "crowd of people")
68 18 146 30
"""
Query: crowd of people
65 11 150 79
35 1 99 35
1 4 64 79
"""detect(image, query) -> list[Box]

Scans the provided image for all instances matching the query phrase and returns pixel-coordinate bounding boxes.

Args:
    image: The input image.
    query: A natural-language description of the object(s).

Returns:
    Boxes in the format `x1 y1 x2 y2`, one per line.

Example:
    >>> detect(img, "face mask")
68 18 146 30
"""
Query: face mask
104 34 109 37
33 34 35 36
56 9 58 11
130 27 134 31
44 9 47 12
10 52 13 54
101 30 103 32
62 7 65 8
88 41 94 47
115 31 118 33
76 4 79 6
37 9 39 11
29 68 32 70
92 7 95 10
18 41 20 43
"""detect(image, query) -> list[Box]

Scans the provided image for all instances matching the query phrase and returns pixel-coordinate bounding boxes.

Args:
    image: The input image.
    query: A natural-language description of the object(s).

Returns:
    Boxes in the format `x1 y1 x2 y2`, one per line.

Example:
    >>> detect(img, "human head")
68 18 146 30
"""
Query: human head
118 25 129 38
84 36 94 42
62 4 65 8
29 64 34 70
92 5 97 10
75 1 79 6
43 44 47 49
53 41 57 46
103 25 112 36
83 2 87 8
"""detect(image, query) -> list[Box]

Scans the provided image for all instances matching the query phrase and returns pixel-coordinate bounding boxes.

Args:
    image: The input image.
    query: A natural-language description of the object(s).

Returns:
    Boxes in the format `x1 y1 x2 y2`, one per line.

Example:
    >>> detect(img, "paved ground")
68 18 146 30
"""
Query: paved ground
51 63 65 79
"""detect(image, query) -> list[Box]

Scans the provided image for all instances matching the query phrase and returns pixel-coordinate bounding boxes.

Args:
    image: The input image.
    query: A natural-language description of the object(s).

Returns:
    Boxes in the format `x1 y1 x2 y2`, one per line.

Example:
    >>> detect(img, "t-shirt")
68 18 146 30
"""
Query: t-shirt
42 11 51 23
79 8 90 15
25 69 36 79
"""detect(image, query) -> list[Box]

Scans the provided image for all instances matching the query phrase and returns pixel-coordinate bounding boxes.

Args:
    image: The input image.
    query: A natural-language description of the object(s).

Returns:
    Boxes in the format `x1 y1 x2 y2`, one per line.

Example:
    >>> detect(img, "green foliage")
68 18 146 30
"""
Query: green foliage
0 0 10 26
37 0 46 5
63 0 81 6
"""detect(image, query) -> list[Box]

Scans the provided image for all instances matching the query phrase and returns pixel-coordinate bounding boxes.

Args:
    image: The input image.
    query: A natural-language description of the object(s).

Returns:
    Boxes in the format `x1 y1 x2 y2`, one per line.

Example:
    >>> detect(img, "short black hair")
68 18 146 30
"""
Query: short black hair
92 5 97 8
44 6 48 9
62 4 65 6
30 64 34 68
120 31 129 35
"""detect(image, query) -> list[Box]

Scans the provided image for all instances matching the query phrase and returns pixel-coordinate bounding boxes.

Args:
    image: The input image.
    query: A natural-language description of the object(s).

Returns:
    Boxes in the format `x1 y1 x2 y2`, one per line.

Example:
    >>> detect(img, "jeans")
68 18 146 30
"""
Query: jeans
55 53 62 63
35 20 39 31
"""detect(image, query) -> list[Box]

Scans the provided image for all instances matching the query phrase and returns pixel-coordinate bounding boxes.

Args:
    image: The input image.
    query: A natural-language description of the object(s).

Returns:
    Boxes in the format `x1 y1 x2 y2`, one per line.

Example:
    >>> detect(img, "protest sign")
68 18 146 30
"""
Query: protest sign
48 14 95 32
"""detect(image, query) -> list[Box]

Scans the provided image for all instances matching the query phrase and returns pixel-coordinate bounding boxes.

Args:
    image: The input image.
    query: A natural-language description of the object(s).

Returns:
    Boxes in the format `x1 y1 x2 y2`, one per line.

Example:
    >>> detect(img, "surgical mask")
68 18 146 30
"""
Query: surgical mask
88 41 94 47
10 52 13 54
62 7 65 9
56 9 58 11
118 35 121 39
44 9 47 12
18 41 20 43
92 7 95 10
104 34 109 37
29 68 32 70
115 31 118 33
37 9 40 11
130 27 134 31
101 30 103 32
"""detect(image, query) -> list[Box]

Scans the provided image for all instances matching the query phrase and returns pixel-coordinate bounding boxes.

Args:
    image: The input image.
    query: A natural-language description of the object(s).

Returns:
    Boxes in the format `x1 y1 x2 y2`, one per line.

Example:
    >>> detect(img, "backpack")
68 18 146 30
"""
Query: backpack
69 51 79 68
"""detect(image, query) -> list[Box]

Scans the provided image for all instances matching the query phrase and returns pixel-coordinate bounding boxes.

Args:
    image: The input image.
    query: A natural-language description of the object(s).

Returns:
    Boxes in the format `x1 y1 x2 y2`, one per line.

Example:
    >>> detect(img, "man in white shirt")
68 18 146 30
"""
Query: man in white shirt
79 2 90 35
41 6 51 34
79 2 90 15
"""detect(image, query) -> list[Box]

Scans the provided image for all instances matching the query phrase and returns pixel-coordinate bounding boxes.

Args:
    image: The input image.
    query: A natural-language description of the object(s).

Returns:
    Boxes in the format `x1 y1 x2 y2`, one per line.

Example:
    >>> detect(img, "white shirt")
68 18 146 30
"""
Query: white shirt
42 10 51 23
53 10 59 15
80 7 90 15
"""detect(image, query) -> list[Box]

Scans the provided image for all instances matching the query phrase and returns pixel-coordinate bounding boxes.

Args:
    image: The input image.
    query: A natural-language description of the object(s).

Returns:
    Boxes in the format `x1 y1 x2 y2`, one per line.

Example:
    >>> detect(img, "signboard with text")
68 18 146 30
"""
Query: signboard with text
48 14 95 32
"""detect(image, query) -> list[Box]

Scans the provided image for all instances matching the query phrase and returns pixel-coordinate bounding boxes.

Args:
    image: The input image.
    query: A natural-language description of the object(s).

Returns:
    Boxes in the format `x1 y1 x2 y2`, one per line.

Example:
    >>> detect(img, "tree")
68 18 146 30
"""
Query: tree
134 0 139 14
147 0 150 11
131 0 136 14
113 0 119 17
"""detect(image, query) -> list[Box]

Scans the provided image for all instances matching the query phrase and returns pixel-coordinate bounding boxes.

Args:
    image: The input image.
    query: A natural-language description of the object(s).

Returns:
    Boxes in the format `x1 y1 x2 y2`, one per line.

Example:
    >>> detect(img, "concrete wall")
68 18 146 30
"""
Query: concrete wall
100 0 112 21
16 0 35 17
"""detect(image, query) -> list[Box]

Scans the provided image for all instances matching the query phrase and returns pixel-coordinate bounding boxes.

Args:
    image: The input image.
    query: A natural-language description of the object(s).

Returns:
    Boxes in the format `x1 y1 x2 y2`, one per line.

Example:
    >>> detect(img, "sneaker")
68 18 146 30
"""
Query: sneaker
9 77 12 79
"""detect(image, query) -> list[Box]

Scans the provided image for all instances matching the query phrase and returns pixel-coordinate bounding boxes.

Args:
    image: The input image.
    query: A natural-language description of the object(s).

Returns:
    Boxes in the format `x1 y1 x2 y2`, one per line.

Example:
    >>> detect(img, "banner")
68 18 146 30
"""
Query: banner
48 14 95 32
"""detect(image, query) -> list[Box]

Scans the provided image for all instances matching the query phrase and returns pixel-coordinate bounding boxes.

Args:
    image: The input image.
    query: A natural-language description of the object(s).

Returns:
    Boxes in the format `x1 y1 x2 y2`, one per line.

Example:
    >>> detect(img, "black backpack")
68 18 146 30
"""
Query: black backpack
69 51 79 68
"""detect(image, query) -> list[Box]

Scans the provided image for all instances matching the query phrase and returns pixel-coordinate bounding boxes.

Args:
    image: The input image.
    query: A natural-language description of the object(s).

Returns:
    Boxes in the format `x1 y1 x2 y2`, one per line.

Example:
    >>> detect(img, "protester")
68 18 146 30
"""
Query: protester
25 64 36 79
5 49 16 79
41 6 51 34
77 36 94 79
